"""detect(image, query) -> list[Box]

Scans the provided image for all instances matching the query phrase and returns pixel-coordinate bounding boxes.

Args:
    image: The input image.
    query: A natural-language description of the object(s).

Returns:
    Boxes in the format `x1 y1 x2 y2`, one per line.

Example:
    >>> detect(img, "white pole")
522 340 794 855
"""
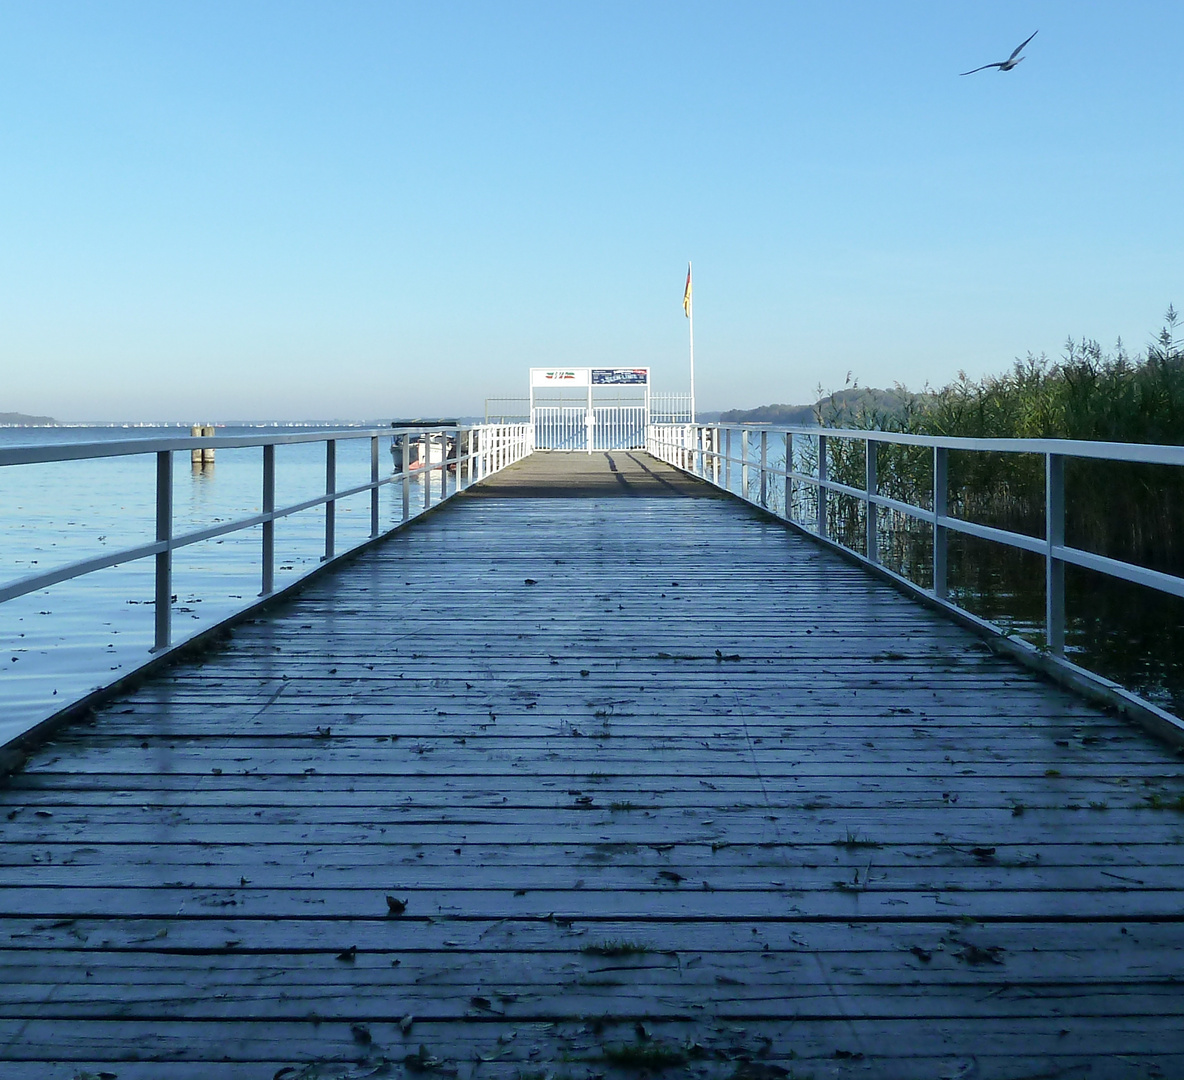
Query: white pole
686 261 696 424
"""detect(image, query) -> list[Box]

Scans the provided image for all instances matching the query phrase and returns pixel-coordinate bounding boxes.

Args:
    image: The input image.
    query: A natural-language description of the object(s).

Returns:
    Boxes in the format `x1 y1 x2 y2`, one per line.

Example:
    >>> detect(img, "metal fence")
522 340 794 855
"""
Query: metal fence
533 406 647 451
0 423 531 658
648 421 1184 733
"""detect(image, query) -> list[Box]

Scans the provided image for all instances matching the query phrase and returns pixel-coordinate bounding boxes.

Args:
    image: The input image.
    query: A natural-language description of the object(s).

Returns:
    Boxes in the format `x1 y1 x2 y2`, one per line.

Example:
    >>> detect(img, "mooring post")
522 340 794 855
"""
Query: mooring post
933 445 948 598
201 425 215 464
1046 452 1066 654
190 424 202 466
153 450 173 651
866 437 878 563
324 439 336 561
261 444 275 595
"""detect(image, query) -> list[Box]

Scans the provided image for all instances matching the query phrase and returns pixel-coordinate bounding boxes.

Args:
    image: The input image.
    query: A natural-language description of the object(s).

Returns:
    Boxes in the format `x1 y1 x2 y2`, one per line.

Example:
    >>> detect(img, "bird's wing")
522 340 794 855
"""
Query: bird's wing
959 62 1004 76
1008 30 1038 61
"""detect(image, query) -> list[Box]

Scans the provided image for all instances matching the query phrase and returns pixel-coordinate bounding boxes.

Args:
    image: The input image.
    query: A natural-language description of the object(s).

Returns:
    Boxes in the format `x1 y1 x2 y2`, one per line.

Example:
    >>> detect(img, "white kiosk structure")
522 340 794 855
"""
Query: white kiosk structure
529 367 650 452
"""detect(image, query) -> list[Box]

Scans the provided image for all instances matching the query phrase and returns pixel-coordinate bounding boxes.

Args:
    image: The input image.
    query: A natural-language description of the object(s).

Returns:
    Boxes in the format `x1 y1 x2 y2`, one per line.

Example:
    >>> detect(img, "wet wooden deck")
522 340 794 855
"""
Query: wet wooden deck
2 452 1184 1078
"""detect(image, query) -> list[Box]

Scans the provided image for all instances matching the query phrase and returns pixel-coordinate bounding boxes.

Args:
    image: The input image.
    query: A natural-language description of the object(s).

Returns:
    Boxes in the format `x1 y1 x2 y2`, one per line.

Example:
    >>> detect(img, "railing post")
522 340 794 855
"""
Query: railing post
261 444 275 595
865 437 878 563
370 436 380 537
933 445 948 598
741 430 749 500
725 429 732 492
324 439 336 561
153 450 172 651
759 430 768 508
423 434 432 510
1046 452 1066 655
784 432 793 521
817 434 828 538
712 428 720 484
402 447 411 521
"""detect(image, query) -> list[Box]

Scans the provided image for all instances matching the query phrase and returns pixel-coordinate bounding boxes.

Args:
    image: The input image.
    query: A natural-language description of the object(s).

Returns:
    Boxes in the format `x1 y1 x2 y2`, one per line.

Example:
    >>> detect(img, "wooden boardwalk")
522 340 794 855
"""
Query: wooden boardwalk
2 451 1184 1078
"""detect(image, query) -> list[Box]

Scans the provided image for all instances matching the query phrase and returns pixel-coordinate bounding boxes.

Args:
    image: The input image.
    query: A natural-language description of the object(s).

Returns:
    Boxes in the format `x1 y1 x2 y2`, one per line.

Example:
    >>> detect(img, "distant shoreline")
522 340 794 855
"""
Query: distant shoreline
0 412 57 426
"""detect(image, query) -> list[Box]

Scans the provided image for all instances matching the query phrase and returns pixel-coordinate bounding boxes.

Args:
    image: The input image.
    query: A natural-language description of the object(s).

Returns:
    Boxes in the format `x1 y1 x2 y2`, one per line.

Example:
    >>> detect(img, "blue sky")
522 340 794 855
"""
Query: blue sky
1 1 1181 421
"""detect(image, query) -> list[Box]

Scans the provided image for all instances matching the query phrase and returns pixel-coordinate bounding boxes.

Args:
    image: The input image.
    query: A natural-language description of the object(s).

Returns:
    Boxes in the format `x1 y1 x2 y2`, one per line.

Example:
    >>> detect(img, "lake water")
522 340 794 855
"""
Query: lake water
0 425 424 745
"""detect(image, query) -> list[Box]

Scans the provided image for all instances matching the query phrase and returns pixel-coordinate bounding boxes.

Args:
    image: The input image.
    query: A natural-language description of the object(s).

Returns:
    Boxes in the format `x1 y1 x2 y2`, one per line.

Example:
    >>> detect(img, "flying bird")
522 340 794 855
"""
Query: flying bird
960 30 1038 76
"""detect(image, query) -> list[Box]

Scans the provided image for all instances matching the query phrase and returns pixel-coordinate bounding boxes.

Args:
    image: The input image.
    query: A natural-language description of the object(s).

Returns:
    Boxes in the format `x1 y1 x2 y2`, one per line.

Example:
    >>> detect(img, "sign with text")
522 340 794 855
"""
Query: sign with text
592 368 649 386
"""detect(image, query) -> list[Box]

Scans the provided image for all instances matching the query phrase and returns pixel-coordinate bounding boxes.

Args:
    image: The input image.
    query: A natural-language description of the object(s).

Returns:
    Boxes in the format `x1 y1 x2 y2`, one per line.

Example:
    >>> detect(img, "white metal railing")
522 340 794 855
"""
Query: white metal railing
649 421 1184 728
533 406 647 451
650 392 693 424
0 423 531 658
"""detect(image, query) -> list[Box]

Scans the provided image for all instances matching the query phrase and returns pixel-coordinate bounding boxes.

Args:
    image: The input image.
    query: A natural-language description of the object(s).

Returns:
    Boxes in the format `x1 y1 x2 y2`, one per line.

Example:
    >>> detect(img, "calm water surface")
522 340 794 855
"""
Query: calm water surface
0 425 422 744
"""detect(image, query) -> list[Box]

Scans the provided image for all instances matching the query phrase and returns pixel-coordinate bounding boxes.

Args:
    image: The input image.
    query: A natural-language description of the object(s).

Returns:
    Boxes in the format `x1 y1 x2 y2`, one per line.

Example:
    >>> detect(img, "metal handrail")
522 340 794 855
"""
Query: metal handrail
0 423 533 652
647 422 1184 664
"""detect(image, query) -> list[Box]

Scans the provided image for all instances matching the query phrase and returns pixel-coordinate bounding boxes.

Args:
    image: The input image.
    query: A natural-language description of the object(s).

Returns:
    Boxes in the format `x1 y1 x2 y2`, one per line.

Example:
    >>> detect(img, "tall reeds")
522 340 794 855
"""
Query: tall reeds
809 308 1184 712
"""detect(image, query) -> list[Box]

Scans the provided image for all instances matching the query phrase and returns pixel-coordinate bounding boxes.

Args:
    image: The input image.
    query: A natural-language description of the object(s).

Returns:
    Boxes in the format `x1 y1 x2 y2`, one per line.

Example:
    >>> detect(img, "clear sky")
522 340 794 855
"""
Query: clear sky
1 1 1182 421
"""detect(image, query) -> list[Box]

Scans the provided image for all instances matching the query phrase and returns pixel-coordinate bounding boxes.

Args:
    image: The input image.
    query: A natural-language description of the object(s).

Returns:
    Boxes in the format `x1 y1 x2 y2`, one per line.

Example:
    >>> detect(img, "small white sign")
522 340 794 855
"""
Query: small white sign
530 367 591 388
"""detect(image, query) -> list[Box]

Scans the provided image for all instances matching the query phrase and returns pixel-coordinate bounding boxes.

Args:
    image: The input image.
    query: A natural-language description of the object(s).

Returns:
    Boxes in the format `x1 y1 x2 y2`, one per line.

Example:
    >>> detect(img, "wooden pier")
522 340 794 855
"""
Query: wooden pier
2 451 1183 1078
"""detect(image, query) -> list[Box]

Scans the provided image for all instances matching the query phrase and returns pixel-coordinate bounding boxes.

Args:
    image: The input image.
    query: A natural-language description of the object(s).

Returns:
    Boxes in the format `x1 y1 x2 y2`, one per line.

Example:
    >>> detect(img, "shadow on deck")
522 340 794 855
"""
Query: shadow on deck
2 452 1183 1077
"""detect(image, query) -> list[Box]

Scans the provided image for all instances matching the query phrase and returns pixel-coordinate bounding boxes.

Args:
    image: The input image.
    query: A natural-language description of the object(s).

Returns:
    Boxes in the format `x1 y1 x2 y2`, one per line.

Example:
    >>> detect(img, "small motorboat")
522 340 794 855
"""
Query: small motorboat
390 419 459 474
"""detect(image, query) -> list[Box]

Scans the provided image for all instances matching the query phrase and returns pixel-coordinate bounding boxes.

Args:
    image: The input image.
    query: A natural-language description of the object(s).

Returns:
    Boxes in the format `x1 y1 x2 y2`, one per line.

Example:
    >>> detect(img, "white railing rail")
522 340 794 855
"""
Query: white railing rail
0 423 532 654
649 421 1184 730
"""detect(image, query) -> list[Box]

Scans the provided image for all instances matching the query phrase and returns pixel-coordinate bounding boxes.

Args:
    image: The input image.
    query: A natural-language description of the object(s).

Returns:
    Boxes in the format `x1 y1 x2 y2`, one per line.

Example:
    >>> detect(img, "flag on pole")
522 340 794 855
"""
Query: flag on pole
682 262 692 318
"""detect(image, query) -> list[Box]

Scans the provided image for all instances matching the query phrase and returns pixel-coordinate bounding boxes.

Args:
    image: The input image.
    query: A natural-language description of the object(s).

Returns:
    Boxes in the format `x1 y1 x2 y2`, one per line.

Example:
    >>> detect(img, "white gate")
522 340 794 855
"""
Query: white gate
529 367 650 451
592 406 647 450
533 407 587 450
533 406 647 451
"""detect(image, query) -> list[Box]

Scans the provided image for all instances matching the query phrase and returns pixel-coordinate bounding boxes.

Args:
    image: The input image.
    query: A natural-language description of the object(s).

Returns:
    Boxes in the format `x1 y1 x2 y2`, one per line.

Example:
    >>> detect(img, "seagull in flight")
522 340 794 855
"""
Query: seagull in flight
960 30 1038 76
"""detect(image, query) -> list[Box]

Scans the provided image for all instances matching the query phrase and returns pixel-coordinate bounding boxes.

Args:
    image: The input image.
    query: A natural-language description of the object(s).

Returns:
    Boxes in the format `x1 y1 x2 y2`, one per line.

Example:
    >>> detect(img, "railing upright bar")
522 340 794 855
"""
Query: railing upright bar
1046 453 1066 655
817 434 828 538
933 445 948 598
261 444 275 595
153 450 173 652
741 430 749 500
784 432 793 522
423 435 432 511
866 437 878 563
324 439 336 562
725 429 732 493
402 460 411 522
370 437 380 537
760 430 768 508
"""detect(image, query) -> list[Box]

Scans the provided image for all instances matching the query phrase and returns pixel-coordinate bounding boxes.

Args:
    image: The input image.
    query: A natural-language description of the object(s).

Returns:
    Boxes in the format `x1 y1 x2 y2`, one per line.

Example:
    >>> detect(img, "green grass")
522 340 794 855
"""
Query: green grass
831 829 880 849
580 940 652 958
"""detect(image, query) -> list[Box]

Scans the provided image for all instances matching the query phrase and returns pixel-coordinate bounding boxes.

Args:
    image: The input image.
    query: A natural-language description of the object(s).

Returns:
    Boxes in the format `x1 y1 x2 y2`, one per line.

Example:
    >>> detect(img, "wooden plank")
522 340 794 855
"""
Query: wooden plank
2 486 1184 1071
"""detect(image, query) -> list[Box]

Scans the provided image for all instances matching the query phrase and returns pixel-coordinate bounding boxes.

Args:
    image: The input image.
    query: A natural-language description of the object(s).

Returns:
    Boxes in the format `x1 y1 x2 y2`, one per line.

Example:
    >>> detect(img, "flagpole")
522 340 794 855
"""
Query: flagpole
687 261 696 424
